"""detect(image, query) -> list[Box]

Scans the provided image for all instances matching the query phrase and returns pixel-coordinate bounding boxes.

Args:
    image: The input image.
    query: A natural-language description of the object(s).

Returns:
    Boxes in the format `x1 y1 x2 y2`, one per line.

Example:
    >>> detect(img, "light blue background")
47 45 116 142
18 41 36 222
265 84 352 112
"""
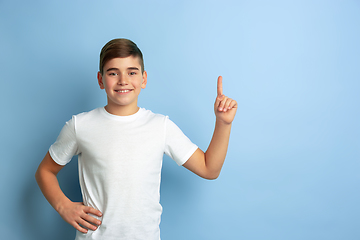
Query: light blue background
1 0 359 239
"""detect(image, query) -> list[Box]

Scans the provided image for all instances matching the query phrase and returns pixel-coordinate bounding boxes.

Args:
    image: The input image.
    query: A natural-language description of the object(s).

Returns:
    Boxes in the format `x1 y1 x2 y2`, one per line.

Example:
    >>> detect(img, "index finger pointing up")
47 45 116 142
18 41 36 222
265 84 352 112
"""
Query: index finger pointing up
217 76 223 96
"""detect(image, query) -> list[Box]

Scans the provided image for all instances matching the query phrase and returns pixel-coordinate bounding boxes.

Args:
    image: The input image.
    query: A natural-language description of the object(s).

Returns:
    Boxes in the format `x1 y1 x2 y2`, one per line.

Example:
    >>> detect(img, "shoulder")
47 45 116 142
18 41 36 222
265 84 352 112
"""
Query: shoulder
140 108 168 121
72 107 103 120
65 108 104 129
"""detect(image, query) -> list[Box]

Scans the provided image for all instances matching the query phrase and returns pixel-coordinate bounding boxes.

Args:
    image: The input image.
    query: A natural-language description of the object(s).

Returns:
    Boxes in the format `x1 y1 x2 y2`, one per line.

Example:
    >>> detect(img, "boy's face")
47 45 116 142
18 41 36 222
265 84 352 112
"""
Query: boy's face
97 56 147 115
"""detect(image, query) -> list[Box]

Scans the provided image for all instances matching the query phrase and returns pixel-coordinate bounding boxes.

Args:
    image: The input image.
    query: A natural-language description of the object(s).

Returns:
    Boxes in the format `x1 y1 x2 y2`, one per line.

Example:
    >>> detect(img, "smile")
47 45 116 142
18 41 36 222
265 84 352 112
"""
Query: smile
115 89 132 93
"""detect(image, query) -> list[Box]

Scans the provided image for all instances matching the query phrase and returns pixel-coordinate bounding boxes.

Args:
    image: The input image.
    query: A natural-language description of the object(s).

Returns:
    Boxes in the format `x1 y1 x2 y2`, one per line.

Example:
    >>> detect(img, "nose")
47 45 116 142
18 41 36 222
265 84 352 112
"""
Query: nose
117 74 128 85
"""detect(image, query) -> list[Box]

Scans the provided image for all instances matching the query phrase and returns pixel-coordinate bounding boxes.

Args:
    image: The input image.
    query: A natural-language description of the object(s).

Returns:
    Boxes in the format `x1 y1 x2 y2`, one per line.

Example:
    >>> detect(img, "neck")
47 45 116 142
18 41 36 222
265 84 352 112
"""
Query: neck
104 105 140 116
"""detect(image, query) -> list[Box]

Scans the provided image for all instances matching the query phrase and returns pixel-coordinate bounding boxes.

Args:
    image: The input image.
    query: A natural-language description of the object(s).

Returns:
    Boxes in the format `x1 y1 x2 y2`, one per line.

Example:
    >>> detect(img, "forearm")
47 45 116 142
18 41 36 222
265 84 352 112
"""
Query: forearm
204 120 232 178
35 155 71 212
183 76 237 179
35 153 102 233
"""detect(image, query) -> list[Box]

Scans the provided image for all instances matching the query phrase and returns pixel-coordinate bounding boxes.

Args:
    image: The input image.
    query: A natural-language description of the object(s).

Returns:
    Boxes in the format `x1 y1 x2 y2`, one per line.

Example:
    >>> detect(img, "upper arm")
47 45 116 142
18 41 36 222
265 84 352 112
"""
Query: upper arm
36 151 64 177
182 148 217 180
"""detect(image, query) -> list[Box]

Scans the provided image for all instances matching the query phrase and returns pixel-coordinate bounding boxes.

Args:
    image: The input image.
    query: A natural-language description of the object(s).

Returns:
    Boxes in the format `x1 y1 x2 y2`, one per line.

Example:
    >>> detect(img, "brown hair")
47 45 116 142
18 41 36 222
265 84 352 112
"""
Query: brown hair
99 38 144 74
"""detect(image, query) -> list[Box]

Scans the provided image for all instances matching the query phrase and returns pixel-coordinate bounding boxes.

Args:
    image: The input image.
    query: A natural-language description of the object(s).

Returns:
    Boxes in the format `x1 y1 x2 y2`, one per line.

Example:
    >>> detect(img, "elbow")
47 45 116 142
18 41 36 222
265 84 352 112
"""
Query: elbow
35 168 40 183
203 171 220 180
35 166 45 184
205 176 218 180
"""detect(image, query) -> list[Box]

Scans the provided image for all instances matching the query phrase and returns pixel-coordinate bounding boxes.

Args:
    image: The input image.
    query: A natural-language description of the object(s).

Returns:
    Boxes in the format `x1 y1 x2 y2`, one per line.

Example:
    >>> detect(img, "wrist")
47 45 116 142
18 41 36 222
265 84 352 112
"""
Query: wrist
215 118 233 127
54 197 71 213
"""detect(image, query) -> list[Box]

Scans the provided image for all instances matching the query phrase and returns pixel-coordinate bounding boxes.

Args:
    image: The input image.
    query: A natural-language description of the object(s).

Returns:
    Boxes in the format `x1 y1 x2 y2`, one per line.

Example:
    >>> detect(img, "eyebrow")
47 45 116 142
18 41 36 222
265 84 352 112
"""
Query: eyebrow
106 67 140 72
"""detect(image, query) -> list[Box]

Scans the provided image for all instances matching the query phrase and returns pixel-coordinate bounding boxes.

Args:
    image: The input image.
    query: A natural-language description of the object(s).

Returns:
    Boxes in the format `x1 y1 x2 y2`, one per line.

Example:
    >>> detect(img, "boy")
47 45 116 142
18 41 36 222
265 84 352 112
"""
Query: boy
35 38 237 240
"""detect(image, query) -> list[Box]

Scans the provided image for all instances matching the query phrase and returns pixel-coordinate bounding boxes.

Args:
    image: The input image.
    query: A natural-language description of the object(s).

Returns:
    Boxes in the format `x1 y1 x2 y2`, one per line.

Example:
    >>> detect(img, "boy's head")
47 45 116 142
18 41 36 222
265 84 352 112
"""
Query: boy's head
99 38 144 75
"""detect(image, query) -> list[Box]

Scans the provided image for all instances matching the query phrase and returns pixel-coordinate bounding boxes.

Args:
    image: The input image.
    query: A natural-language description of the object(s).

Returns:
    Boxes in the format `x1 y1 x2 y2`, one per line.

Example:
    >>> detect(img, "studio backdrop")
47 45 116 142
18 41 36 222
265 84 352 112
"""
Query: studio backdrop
0 0 359 239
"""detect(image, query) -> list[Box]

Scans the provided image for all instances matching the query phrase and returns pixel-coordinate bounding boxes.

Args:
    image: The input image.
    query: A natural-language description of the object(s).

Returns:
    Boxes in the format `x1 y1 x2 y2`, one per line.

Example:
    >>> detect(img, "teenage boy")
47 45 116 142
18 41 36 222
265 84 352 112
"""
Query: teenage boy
35 38 237 240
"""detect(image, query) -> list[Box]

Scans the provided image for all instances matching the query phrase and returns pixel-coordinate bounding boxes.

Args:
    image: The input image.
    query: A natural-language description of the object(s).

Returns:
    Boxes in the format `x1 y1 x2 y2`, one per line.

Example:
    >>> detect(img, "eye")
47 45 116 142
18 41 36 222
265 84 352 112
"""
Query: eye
129 72 136 76
108 72 118 76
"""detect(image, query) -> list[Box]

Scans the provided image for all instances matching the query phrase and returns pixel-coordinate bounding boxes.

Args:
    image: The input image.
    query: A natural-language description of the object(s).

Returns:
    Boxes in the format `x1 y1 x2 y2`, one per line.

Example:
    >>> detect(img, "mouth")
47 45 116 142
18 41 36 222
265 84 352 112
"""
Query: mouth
115 89 132 93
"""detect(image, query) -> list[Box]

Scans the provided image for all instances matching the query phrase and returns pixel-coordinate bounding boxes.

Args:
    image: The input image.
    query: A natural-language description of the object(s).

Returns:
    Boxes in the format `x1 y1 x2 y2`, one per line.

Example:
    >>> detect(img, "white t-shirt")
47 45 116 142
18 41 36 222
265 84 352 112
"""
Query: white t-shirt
49 107 198 240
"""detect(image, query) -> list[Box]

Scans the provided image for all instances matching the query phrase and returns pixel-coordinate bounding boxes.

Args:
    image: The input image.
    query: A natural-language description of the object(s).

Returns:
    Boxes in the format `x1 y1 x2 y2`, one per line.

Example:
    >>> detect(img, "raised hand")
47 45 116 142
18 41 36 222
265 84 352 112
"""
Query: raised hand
214 76 237 124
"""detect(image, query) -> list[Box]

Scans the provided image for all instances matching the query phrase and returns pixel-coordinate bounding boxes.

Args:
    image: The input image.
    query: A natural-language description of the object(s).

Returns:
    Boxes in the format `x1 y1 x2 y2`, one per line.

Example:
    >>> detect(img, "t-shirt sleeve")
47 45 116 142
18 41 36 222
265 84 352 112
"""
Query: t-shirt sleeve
49 116 79 166
164 117 198 166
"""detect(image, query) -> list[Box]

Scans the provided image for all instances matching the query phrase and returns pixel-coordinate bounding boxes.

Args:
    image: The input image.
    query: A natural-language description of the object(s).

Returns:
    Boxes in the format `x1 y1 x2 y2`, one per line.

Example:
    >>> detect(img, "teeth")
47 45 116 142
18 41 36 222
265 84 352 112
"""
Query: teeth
116 90 130 93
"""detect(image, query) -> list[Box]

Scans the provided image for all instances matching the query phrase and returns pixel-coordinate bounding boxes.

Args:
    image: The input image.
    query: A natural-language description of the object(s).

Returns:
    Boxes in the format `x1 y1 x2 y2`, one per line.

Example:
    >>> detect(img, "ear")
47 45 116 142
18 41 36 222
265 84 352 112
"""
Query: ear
141 71 148 89
97 71 105 89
